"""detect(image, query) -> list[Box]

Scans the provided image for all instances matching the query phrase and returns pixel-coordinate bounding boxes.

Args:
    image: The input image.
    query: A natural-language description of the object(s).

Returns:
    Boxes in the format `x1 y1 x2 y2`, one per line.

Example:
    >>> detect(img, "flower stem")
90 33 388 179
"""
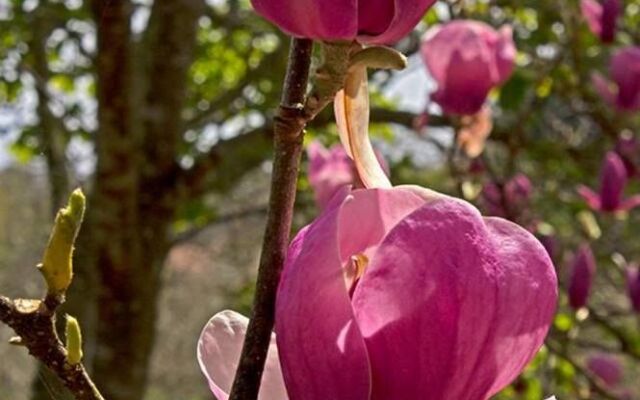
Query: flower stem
228 37 313 400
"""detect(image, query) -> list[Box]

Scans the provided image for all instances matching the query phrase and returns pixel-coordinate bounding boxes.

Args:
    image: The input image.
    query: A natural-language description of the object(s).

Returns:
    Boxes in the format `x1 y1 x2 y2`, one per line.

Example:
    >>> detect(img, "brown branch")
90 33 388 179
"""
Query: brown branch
228 37 313 400
0 295 104 400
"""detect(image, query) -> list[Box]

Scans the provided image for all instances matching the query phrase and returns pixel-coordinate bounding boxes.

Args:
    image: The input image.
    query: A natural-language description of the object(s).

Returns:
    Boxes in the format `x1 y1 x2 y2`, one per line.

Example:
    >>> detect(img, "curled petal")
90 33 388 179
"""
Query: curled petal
352 198 556 399
276 188 429 400
335 67 392 189
360 0 437 44
578 185 602 210
581 0 604 36
251 0 357 41
197 310 287 400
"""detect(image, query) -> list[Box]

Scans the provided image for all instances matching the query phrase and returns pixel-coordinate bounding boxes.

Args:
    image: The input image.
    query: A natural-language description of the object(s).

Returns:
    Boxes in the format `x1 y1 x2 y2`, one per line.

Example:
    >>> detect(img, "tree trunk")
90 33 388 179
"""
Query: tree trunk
87 1 204 399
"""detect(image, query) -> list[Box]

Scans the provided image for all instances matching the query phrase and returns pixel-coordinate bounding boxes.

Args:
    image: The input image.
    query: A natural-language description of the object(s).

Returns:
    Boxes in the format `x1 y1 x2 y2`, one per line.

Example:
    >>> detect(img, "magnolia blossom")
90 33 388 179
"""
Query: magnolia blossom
592 47 640 112
567 245 597 309
587 354 623 387
199 45 557 399
626 265 640 313
250 0 436 44
581 0 621 43
307 141 388 209
481 173 532 219
578 151 640 212
421 21 516 115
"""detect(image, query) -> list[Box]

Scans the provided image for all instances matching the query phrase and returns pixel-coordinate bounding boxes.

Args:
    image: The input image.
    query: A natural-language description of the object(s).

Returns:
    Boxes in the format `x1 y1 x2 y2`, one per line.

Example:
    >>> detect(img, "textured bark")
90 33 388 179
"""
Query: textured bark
87 1 204 399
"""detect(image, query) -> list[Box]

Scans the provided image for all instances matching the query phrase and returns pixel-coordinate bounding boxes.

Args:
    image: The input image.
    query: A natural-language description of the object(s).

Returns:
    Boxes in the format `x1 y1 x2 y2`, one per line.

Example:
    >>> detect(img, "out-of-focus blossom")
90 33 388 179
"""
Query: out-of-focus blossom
275 186 557 399
307 141 388 209
251 0 436 44
615 134 639 177
567 244 597 309
592 47 640 112
481 173 532 219
626 265 640 312
421 21 516 115
581 0 621 43
307 142 355 209
578 151 640 212
587 354 623 387
457 105 494 157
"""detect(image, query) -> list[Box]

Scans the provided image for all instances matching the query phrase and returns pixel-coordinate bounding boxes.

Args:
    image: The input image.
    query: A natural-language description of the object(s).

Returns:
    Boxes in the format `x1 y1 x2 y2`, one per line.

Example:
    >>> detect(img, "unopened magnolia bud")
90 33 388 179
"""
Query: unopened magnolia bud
65 315 83 365
39 189 86 295
349 46 408 71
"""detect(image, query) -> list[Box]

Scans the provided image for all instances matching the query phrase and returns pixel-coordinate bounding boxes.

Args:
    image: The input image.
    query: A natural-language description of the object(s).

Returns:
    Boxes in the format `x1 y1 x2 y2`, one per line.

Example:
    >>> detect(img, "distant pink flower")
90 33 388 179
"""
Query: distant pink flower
578 151 640 212
626 265 640 313
481 173 532 219
421 21 516 115
275 186 557 399
250 0 436 44
592 47 640 112
581 0 621 43
587 354 623 386
537 232 557 260
307 141 388 209
567 244 597 309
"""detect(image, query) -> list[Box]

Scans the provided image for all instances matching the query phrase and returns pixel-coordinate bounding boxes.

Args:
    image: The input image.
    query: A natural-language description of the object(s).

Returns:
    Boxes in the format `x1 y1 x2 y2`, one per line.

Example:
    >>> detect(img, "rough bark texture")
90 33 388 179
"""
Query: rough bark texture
87 1 204 399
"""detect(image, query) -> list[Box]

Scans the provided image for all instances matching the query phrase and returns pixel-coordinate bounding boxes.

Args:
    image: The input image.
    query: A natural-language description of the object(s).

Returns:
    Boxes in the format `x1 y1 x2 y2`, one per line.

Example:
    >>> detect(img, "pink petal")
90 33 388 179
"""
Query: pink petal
581 0 604 36
275 197 371 400
610 47 640 111
577 185 602 210
357 0 395 36
626 266 640 313
600 0 620 43
351 197 557 399
567 245 597 309
334 67 392 189
360 0 437 44
197 310 287 400
307 141 354 209
276 188 429 400
251 0 358 40
591 72 617 106
599 151 627 211
587 354 623 386
495 25 517 83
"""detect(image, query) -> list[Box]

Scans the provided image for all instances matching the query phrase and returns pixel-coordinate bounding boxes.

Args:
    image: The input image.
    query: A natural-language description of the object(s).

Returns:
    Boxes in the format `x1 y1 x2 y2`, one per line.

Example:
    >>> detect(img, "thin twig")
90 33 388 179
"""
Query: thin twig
0 295 104 400
228 37 313 400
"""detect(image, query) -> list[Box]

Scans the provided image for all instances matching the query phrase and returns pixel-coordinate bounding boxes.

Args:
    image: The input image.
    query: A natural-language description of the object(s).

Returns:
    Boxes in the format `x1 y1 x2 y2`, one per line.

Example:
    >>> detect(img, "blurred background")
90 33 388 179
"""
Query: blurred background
1 0 640 399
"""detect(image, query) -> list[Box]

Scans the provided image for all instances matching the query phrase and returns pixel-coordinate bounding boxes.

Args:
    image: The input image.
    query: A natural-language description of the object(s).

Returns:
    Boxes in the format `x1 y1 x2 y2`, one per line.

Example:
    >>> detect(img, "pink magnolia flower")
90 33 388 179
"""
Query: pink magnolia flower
481 173 532 219
421 21 516 115
626 265 640 313
592 47 640 112
587 354 623 387
567 244 597 309
581 0 621 43
578 151 640 212
307 141 388 209
275 186 556 400
250 0 436 44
